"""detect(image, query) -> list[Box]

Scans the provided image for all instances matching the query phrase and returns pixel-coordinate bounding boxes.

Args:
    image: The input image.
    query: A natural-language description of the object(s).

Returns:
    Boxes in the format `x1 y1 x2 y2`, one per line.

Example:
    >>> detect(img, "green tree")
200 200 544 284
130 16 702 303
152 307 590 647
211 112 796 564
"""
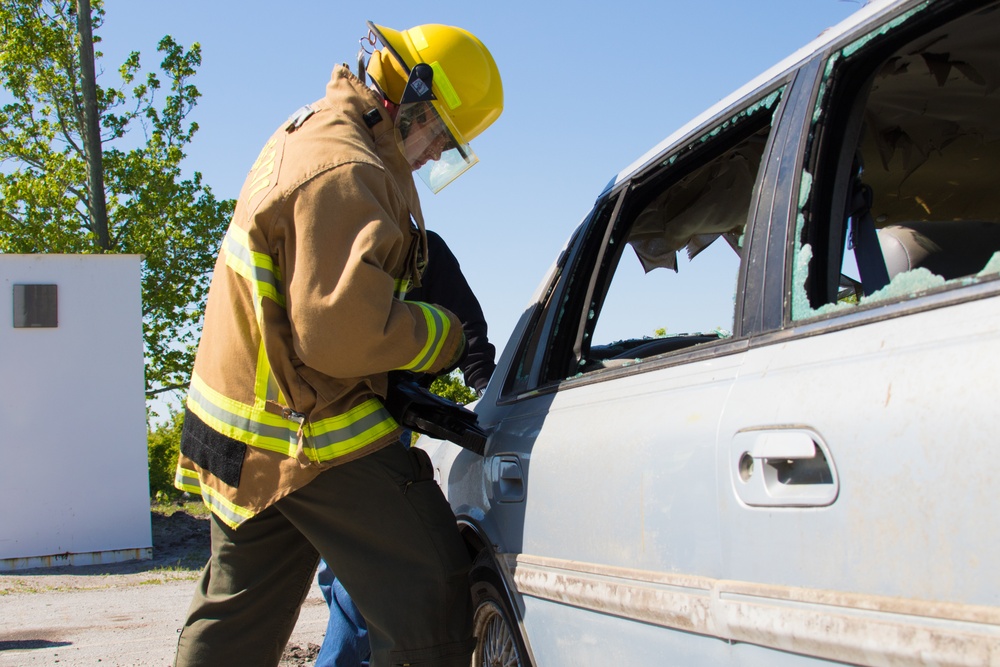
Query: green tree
0 0 233 403
428 370 477 405
147 408 183 500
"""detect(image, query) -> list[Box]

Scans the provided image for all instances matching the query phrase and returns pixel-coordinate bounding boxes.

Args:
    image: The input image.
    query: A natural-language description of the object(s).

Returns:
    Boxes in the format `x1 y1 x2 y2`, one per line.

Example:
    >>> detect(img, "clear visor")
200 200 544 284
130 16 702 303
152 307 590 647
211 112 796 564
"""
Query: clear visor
396 101 478 193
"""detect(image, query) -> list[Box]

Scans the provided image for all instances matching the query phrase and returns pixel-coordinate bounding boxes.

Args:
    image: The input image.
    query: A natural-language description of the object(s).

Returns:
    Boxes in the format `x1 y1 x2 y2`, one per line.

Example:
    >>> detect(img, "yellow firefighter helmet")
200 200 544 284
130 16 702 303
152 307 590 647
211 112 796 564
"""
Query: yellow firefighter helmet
365 21 504 191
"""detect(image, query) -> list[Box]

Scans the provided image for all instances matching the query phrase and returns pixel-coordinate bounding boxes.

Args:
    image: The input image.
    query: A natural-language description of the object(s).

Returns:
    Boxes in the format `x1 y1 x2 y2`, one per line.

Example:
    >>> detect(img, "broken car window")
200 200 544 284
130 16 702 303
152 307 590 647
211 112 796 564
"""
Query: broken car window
794 1 1000 319
563 101 780 378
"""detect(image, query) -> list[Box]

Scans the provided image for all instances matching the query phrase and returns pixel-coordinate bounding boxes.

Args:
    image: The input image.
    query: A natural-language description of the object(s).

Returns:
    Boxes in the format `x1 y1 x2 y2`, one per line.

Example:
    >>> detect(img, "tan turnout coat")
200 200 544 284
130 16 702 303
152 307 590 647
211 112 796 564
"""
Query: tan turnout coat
174 65 464 528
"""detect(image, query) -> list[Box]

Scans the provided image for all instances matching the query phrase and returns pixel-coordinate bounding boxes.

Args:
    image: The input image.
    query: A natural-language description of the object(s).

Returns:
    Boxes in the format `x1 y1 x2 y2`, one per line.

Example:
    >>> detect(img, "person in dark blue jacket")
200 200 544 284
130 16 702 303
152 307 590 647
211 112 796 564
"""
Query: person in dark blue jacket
408 230 496 396
314 229 497 667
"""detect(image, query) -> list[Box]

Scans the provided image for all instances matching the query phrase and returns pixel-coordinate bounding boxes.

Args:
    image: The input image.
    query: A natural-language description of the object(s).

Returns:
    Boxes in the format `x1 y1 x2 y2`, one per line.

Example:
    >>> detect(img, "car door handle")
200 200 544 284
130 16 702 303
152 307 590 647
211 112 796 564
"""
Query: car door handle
489 455 525 503
730 428 839 507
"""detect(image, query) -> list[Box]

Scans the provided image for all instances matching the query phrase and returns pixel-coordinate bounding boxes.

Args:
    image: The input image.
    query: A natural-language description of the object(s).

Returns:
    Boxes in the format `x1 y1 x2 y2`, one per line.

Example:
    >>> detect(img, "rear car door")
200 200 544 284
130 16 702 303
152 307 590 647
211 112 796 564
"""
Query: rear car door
477 85 794 665
719 2 1000 664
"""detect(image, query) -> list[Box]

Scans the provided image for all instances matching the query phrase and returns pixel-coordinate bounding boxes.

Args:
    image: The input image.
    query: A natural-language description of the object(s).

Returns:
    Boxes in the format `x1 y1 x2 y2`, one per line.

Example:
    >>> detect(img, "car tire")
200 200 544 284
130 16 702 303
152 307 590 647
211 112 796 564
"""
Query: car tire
470 551 529 667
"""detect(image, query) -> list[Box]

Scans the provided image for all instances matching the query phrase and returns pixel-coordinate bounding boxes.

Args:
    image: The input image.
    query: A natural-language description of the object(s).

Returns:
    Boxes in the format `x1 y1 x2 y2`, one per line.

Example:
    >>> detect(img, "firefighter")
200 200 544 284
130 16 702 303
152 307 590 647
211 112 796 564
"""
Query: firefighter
172 21 503 667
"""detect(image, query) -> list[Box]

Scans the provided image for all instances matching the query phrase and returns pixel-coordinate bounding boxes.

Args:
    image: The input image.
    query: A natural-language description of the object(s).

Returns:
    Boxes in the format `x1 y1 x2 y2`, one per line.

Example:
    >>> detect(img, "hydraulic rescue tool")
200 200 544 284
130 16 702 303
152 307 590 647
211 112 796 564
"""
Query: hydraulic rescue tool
384 372 488 455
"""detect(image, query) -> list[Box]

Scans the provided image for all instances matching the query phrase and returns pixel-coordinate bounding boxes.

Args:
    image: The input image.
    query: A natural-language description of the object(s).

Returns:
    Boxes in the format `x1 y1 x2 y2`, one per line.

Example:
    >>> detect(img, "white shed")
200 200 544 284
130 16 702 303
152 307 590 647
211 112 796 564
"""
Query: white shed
0 254 151 571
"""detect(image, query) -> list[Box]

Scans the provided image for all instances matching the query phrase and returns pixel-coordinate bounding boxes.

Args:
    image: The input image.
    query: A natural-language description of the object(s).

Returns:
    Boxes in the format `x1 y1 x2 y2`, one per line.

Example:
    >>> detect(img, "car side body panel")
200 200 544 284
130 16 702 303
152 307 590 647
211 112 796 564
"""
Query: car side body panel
718 292 1000 666
419 1 1000 664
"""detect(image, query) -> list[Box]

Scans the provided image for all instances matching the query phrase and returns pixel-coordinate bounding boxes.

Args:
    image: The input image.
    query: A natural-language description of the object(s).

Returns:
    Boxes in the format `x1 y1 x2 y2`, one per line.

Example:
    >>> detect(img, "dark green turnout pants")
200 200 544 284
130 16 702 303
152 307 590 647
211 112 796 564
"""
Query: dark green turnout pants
174 442 475 667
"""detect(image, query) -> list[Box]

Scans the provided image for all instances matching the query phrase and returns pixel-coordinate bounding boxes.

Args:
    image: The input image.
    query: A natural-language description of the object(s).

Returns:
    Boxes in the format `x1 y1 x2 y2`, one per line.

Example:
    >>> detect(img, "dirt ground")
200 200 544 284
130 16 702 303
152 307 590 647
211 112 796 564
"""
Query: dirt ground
0 503 325 666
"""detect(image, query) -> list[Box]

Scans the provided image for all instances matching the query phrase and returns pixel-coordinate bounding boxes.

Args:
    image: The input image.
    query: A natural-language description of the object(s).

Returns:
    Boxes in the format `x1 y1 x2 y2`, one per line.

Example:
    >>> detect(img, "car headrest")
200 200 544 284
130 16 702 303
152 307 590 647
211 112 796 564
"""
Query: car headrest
876 220 1000 280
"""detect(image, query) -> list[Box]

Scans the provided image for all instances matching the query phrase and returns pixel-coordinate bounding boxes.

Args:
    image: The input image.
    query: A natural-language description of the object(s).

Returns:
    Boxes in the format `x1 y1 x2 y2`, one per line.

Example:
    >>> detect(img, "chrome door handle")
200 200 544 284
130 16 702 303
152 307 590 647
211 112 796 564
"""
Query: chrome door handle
731 428 839 507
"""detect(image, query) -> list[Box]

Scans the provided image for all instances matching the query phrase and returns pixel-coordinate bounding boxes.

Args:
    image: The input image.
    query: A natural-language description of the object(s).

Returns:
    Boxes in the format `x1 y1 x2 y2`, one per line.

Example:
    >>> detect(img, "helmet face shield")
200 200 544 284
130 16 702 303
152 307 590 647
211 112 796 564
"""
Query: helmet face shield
365 21 501 193
396 100 478 193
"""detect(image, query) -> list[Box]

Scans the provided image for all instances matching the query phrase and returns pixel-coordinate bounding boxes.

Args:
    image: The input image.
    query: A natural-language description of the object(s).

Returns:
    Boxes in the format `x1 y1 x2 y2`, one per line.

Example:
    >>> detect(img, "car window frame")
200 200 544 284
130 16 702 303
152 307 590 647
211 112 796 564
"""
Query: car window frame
498 83 801 403
782 0 1000 332
498 215 597 399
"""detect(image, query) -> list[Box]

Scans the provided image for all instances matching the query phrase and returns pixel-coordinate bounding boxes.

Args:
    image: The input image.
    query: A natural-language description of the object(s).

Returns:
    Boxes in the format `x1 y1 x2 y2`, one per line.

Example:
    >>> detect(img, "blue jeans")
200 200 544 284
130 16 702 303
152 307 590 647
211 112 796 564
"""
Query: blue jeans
315 559 370 667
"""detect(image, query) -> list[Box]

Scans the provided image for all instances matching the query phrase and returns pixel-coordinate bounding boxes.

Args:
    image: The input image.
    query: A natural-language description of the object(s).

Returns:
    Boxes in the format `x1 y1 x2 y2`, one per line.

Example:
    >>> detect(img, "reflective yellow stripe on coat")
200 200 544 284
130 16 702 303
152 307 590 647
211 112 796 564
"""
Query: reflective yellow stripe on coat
174 464 255 527
187 372 398 463
180 222 400 520
219 222 398 457
223 223 285 313
401 302 452 373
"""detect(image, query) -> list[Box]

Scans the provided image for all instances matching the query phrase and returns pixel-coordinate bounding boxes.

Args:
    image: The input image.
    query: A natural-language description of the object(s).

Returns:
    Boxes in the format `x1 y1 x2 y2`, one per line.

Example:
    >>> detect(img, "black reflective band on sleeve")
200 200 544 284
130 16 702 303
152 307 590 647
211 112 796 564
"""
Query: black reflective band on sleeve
181 406 247 488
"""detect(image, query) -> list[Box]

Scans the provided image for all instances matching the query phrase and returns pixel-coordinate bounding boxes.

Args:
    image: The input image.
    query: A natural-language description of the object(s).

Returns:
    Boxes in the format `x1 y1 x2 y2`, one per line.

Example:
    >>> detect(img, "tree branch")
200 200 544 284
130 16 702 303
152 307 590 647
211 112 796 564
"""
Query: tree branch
146 383 189 398
1 209 24 227
54 104 85 157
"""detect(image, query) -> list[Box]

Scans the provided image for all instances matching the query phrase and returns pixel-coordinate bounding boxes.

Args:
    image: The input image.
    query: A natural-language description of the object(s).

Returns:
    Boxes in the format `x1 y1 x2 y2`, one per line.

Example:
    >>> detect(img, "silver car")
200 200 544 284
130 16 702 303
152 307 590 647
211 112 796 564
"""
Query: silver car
418 0 1000 664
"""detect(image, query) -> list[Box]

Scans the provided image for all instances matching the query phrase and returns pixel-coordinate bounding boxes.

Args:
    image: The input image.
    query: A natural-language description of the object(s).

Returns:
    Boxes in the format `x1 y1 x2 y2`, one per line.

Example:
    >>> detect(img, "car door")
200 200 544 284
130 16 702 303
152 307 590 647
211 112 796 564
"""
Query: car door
475 86 793 665
719 2 1000 665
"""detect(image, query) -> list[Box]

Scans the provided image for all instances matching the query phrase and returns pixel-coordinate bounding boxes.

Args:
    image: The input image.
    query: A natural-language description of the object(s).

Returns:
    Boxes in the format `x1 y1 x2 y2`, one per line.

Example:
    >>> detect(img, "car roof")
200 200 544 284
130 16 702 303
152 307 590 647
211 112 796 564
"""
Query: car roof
602 0 908 197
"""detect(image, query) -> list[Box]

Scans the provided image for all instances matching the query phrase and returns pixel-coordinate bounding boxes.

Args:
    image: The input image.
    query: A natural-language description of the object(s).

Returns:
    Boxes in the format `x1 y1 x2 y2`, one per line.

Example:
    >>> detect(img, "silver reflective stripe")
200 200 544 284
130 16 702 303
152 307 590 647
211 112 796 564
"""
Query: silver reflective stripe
188 372 396 461
303 402 397 460
395 277 411 298
188 381 296 453
200 486 254 528
223 225 285 308
265 369 282 405
174 467 201 494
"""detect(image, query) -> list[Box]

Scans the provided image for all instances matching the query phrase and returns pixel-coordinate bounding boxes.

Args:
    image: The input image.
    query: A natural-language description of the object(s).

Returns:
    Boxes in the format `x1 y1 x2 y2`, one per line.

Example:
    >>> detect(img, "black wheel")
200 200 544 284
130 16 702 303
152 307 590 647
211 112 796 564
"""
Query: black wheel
470 551 529 667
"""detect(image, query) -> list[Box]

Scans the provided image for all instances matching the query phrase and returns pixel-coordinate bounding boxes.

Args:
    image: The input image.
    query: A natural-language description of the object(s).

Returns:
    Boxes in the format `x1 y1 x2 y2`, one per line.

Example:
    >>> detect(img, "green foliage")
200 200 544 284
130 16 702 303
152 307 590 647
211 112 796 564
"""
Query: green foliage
428 370 477 405
147 409 184 500
0 0 233 403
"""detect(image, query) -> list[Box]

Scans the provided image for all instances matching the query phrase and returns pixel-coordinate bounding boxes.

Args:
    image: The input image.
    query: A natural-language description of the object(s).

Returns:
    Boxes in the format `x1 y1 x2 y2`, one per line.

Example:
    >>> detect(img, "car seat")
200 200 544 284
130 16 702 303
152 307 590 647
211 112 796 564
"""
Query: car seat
876 220 1000 280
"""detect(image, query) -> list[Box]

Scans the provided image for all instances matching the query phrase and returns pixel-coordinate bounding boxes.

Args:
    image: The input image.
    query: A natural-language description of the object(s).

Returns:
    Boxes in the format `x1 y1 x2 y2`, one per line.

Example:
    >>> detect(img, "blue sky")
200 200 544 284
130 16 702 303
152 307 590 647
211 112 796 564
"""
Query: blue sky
100 0 863 358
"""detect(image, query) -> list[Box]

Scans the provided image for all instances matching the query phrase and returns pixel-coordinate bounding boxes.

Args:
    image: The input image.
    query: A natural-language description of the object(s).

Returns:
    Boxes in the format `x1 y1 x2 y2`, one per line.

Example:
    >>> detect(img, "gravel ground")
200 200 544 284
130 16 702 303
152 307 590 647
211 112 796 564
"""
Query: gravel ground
0 506 326 666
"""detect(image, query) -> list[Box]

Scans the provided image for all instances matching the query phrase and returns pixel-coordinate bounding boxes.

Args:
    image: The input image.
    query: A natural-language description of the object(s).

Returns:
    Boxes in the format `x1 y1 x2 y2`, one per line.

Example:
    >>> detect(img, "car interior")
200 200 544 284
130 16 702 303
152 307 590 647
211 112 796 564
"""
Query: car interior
802 0 1000 313
577 121 774 373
